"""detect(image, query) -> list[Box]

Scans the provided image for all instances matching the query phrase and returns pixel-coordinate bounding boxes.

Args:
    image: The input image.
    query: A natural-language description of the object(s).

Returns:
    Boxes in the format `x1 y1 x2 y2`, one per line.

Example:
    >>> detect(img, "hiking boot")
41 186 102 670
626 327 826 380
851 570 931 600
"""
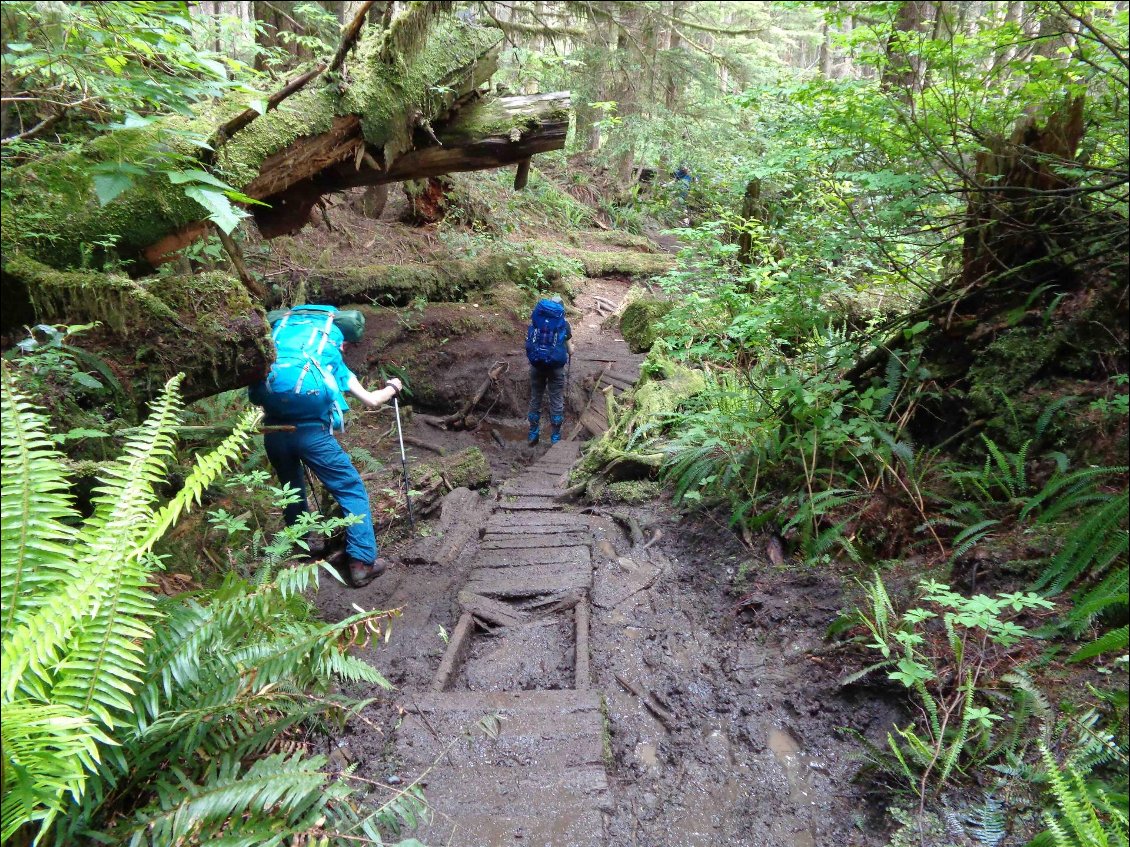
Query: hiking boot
527 425 540 446
348 558 389 588
550 414 564 444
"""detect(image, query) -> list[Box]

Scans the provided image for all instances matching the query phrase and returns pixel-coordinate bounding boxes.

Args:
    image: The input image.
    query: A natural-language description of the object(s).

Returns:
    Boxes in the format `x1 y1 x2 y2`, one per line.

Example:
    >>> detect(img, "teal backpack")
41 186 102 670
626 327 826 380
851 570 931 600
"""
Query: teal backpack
249 305 362 430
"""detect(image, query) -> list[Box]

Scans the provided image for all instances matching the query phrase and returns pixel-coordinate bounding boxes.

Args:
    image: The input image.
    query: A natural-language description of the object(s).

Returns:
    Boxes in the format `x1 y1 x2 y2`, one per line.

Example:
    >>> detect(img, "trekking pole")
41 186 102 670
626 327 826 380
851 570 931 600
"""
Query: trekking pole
392 397 415 527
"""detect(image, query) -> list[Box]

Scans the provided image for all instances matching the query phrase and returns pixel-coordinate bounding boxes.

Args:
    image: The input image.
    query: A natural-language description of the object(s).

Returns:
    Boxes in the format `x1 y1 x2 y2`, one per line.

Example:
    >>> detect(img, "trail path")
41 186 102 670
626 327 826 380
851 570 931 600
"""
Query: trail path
316 274 884 847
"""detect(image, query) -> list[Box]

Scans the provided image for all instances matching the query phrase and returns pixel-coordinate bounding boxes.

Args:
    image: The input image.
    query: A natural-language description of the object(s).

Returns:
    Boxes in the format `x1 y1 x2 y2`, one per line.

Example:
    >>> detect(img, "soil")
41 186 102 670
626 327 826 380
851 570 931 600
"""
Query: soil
312 271 896 846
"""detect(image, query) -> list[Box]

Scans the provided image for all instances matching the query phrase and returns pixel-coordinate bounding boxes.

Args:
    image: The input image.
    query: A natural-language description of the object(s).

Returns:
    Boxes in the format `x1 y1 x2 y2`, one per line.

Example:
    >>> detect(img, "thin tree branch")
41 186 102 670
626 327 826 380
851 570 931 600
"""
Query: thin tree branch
206 1 375 156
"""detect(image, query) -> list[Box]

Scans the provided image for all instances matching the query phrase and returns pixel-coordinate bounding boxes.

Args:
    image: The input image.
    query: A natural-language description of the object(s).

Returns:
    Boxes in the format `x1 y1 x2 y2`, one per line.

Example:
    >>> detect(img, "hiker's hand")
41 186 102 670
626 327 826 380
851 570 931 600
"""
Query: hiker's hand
386 378 402 397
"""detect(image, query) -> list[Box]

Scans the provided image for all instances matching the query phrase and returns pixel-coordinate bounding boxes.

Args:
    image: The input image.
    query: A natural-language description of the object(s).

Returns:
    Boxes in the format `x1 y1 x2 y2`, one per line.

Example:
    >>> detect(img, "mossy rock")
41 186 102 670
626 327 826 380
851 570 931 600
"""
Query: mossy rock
620 297 674 354
606 480 662 503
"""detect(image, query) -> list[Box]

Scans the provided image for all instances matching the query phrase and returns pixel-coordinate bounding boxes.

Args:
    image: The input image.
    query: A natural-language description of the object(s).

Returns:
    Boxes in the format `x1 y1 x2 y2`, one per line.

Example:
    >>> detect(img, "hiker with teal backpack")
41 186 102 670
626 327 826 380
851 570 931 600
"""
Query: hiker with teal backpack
525 295 574 445
248 305 402 588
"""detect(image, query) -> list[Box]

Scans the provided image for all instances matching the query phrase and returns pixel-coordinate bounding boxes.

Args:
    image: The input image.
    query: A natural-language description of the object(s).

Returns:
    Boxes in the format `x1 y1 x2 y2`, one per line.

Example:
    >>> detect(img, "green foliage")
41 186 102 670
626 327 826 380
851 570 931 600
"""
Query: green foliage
849 575 1055 800
3 322 129 452
0 363 416 845
1028 744 1129 847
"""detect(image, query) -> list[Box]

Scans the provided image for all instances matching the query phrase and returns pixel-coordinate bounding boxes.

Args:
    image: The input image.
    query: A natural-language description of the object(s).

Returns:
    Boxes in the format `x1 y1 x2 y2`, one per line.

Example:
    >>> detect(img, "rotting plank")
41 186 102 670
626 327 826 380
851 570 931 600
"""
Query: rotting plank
466 565 590 598
581 410 608 436
485 513 592 532
575 595 591 691
474 545 591 570
430 611 475 693
458 591 529 628
481 533 592 553
479 531 590 549
499 484 567 497
496 497 564 511
604 370 640 388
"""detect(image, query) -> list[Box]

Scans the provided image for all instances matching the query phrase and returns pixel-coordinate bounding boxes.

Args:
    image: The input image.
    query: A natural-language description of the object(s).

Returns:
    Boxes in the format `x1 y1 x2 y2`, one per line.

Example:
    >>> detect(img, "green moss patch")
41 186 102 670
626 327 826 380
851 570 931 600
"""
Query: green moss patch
620 296 675 353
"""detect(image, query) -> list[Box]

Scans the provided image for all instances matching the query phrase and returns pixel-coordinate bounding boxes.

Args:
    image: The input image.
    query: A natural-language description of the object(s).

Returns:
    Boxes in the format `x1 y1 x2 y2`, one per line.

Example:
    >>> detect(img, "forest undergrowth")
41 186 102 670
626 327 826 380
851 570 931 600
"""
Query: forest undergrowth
1 2 1127 846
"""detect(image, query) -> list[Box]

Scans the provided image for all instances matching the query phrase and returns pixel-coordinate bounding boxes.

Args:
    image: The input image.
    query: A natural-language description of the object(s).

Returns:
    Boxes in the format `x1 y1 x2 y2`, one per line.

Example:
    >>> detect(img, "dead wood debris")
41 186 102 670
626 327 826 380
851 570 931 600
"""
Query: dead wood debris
615 673 676 731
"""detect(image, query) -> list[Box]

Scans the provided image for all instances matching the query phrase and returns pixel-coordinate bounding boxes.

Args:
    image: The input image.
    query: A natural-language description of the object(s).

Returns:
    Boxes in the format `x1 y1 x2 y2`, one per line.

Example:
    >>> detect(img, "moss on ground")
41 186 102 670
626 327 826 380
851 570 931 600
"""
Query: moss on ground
620 296 674 353
606 480 662 503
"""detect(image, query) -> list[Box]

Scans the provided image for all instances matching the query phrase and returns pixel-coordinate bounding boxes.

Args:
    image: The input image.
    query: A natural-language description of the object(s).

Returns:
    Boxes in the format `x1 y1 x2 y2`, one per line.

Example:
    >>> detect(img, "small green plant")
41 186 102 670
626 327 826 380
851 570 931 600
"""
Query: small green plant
847 575 1055 809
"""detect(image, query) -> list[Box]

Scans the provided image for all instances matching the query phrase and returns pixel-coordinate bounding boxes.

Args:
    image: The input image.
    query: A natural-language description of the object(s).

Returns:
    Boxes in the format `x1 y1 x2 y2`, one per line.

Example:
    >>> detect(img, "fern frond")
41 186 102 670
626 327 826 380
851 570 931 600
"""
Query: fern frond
1068 626 1129 664
0 701 114 843
0 362 79 636
121 752 345 847
1035 493 1129 594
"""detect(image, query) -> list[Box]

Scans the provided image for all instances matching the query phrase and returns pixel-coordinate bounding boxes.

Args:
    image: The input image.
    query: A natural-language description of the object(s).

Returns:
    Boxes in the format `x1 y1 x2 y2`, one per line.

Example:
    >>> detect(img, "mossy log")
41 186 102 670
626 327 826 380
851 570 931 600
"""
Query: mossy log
2 254 271 413
2 14 506 272
309 251 549 305
365 446 490 525
619 296 674 353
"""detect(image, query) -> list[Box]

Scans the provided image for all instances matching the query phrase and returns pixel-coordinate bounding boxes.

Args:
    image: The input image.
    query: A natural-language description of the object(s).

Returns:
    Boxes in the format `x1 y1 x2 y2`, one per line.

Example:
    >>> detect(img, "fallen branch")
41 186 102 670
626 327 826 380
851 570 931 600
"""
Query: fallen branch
402 435 446 455
584 507 645 546
440 360 508 428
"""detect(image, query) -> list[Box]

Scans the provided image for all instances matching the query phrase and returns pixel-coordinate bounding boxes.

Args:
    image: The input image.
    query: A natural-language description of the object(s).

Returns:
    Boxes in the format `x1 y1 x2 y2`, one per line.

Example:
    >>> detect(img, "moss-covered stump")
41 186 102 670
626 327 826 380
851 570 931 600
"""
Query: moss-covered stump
620 296 674 353
2 253 271 411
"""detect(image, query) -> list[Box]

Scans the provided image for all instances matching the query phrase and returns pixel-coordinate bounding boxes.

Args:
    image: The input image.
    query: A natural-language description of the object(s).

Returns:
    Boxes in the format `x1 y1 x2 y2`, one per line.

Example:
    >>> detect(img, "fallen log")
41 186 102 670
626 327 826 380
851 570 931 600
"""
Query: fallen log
1 253 270 413
2 12 506 274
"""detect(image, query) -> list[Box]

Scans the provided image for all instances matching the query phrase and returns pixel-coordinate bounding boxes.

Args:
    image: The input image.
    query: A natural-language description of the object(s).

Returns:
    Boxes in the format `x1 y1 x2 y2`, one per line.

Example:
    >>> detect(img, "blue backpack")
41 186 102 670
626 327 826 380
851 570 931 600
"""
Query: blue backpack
249 305 350 430
525 299 569 368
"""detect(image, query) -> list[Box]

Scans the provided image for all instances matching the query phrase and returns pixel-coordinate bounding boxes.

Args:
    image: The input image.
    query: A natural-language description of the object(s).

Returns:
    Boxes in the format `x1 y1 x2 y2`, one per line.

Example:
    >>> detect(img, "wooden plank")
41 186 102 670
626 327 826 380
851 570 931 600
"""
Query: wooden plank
466 565 590 598
474 546 591 570
581 410 607 436
575 595 591 691
496 496 563 511
480 532 589 549
485 513 592 532
430 611 475 693
458 591 528 628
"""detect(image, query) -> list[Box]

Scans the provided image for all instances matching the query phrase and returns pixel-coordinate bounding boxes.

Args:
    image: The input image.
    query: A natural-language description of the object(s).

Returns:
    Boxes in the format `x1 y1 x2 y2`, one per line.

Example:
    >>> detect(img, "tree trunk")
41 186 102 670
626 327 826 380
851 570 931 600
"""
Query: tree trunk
882 1 931 98
403 176 452 225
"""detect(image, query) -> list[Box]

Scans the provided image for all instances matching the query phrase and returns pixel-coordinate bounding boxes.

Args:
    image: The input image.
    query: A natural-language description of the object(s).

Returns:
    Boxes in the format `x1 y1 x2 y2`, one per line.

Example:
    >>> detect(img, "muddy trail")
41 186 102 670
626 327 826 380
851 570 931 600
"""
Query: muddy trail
314 277 893 847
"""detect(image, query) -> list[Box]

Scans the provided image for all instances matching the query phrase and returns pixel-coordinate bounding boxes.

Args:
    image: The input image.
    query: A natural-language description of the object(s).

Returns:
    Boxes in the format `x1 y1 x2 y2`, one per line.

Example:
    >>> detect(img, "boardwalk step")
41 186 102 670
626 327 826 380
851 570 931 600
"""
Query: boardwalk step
466 564 590 598
496 496 563 511
480 532 590 549
475 546 591 569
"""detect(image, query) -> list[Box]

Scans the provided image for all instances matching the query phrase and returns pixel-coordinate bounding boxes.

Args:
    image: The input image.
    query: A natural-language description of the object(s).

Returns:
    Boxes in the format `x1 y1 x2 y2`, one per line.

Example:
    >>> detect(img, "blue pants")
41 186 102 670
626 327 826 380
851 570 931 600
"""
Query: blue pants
263 423 377 565
529 365 565 422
